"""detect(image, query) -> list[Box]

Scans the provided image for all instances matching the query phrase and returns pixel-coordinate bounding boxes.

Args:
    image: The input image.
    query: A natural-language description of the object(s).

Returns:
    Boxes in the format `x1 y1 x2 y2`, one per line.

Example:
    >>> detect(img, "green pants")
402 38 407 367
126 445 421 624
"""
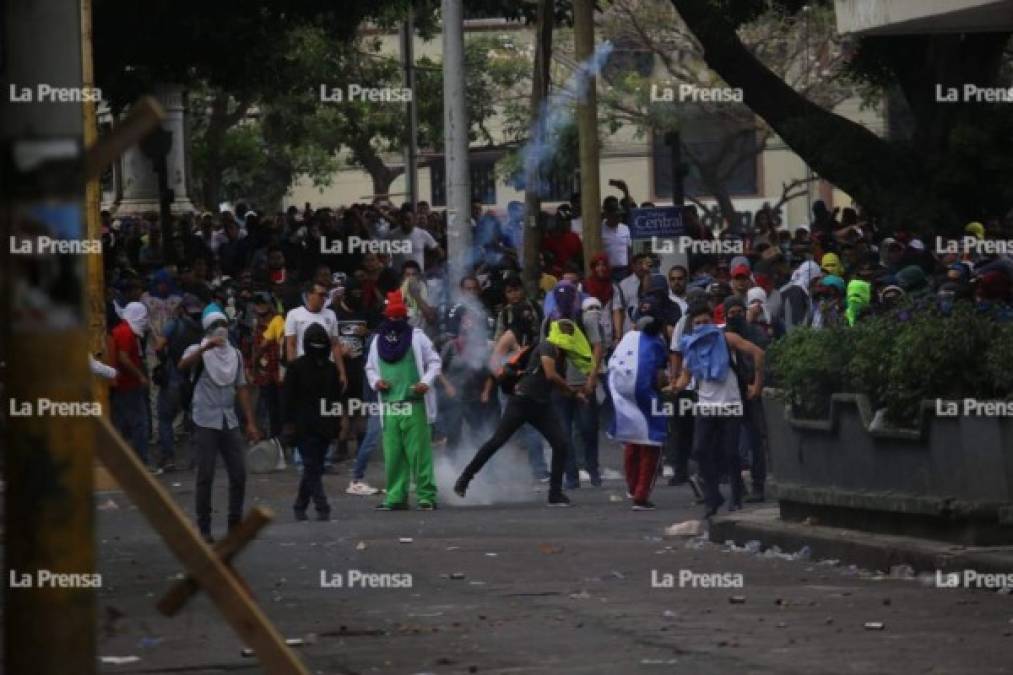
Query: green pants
381 401 436 506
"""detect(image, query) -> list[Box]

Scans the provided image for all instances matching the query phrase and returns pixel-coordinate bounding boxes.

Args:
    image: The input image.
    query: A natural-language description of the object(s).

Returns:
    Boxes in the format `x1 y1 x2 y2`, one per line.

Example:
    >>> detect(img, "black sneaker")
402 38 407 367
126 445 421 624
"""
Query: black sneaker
453 474 471 498
668 473 688 487
704 497 726 518
294 509 308 521
547 492 572 507
375 502 409 511
316 510 331 521
632 500 656 511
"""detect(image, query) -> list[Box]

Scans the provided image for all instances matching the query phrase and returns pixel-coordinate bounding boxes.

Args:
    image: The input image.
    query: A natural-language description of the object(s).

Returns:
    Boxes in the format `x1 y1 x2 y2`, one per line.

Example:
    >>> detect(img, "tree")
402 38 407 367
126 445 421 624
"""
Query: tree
597 0 854 227
667 0 1013 232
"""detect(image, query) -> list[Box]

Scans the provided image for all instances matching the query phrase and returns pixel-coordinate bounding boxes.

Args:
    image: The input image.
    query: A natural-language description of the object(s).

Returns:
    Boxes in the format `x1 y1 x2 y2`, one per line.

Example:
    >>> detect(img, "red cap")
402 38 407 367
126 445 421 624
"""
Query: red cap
731 264 751 278
384 290 407 319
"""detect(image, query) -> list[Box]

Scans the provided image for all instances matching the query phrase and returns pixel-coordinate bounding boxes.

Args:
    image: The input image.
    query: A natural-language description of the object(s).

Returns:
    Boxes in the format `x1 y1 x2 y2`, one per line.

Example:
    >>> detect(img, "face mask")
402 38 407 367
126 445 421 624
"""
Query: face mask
211 326 229 341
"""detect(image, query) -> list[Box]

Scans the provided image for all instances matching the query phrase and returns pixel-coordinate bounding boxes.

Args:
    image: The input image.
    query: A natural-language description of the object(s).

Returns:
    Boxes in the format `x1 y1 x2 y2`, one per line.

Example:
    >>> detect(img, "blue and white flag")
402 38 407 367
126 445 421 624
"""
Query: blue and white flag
607 330 668 446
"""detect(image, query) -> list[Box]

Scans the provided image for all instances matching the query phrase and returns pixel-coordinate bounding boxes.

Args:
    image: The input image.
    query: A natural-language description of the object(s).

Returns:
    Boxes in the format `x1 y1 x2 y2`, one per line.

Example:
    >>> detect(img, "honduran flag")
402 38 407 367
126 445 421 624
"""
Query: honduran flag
607 330 669 446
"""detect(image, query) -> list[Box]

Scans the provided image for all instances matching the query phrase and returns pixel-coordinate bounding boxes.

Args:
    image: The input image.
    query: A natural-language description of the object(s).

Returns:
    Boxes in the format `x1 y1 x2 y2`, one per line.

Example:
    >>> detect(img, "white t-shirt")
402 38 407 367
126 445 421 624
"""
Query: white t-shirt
284 305 338 358
602 223 632 268
391 227 439 272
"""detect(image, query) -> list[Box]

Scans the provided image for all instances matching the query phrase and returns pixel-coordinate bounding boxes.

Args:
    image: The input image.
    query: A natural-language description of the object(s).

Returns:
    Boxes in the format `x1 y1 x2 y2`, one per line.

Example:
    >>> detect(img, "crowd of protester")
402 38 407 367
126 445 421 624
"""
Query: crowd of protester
97 188 1013 539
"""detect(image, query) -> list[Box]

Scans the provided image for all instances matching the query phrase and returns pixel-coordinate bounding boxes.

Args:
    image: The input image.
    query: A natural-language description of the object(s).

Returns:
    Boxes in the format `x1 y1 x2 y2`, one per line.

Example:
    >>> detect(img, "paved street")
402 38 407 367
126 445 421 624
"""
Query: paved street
80 445 1013 674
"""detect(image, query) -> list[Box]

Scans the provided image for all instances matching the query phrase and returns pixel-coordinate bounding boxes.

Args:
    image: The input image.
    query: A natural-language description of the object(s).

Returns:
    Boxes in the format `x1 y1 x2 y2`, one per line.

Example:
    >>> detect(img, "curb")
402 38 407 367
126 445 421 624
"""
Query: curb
709 507 1013 576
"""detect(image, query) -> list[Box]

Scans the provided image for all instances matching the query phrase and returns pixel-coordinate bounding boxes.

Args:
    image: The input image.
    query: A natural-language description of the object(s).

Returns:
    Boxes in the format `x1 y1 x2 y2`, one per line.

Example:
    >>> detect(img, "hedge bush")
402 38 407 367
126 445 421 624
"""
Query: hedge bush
767 302 1013 425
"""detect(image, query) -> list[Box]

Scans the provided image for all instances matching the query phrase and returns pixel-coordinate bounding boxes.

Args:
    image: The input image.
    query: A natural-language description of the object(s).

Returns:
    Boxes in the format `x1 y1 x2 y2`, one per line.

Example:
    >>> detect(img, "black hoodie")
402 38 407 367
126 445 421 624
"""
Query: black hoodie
282 323 342 439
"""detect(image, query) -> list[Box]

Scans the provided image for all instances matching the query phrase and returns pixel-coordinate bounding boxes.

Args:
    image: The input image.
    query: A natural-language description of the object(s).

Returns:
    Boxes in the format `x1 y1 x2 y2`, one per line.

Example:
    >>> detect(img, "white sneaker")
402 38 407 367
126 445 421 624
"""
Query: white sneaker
662 465 675 478
346 481 380 496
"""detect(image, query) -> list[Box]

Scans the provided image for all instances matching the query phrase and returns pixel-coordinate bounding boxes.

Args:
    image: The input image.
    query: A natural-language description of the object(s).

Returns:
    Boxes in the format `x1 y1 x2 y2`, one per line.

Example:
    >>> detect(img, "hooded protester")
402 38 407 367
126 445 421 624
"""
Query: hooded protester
365 291 442 510
746 286 771 333
820 252 845 277
812 275 846 329
282 323 341 521
777 260 822 334
177 309 260 543
846 280 872 326
456 305 585 507
608 294 670 510
584 253 616 347
896 265 931 298
110 301 154 469
675 302 765 517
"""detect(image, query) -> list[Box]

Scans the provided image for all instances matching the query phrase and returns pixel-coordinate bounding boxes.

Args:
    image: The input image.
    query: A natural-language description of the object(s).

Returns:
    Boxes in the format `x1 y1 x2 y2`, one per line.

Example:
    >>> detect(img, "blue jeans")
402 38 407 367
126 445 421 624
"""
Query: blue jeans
112 387 150 464
553 390 600 486
499 395 548 477
352 413 381 481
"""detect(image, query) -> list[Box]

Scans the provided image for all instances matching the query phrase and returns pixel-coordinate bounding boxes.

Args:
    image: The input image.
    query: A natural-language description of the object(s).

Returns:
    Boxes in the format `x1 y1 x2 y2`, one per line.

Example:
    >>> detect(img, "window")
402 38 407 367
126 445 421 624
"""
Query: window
652 108 759 199
430 155 498 206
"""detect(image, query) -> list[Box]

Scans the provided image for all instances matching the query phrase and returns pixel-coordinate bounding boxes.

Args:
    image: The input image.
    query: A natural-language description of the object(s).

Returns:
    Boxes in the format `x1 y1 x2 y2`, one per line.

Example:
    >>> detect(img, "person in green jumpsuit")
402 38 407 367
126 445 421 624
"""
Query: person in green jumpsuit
365 290 442 510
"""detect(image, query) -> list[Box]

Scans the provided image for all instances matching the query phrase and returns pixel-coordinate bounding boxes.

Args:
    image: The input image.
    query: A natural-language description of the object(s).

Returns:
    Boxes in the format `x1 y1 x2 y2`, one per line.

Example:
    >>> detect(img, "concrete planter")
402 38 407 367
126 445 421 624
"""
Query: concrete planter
763 389 1013 545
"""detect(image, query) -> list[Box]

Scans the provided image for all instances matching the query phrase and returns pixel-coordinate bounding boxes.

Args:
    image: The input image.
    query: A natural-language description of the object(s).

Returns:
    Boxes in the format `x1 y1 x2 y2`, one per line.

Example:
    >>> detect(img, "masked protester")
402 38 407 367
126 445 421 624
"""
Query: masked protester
282 323 341 521
456 287 590 507
846 280 872 326
608 296 670 510
674 302 765 517
110 301 154 469
365 291 442 510
177 309 260 543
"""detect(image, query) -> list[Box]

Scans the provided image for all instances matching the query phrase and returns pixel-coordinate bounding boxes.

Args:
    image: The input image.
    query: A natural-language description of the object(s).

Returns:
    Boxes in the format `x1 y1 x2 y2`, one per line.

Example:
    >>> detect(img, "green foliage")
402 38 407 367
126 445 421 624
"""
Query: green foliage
766 326 848 418
768 303 1013 425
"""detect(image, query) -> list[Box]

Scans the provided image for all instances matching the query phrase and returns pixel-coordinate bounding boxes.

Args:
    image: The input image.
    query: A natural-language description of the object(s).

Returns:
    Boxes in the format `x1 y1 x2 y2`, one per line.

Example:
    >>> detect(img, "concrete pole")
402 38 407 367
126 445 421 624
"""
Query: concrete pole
1 0 97 671
401 7 419 207
573 0 602 277
441 0 471 287
522 0 554 298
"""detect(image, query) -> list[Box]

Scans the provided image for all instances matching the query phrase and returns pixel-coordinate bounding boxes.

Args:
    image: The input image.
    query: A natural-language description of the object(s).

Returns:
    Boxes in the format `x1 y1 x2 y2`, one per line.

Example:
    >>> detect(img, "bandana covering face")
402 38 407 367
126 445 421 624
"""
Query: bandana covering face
547 320 593 375
122 301 150 337
377 318 413 362
846 280 871 326
201 326 239 386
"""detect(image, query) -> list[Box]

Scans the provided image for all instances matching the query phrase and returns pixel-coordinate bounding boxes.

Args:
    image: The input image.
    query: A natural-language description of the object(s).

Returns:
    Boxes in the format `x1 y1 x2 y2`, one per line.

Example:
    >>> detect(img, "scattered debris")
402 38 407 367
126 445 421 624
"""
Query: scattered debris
399 537 414 544
729 595 746 604
889 564 915 579
485 552 498 557
664 520 701 537
662 610 676 618
100 656 140 665
138 637 162 649
446 546 460 551
97 498 119 511
539 543 563 555
355 541 367 551
608 494 624 503
569 590 592 599
864 622 886 631
449 572 466 580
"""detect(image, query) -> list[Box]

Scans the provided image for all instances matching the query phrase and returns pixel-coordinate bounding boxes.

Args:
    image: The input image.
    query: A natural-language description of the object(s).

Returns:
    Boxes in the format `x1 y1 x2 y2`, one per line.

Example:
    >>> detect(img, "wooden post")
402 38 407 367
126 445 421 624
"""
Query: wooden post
94 418 309 674
574 0 602 277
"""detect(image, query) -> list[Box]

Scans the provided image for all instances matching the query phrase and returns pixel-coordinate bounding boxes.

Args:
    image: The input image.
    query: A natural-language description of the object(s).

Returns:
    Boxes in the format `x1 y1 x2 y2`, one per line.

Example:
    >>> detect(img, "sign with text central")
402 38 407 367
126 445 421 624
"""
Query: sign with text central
629 207 684 240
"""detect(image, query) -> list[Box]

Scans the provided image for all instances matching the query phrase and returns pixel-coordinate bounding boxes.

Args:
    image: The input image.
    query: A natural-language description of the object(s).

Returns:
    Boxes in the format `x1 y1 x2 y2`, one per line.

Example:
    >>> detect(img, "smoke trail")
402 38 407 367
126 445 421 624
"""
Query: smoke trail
433 290 545 506
513 41 615 194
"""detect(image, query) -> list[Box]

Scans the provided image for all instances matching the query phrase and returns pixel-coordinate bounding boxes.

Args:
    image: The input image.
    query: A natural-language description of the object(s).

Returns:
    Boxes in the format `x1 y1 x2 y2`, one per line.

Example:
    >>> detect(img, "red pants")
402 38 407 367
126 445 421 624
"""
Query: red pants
624 443 661 503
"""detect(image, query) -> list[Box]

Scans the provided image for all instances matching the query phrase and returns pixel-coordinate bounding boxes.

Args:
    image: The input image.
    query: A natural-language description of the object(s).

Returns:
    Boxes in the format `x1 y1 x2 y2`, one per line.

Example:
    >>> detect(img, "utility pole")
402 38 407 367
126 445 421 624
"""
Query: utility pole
522 0 554 298
2 0 96 671
401 6 418 207
573 0 602 277
442 0 471 287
